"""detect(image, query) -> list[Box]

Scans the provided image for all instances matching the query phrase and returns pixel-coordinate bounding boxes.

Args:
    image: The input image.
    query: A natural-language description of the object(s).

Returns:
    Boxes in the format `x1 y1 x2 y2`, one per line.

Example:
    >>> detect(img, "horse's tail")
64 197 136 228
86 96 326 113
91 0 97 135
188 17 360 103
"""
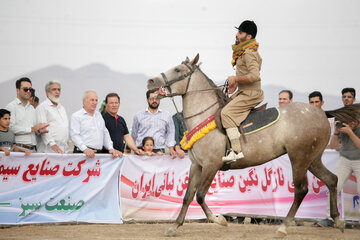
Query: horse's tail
325 103 360 123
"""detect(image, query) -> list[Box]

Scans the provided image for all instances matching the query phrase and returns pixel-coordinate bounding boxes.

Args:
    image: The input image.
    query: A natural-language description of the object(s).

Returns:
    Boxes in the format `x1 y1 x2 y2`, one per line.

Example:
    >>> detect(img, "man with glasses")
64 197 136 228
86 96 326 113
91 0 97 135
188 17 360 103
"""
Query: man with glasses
131 89 177 158
5 77 49 152
316 87 359 227
341 88 356 106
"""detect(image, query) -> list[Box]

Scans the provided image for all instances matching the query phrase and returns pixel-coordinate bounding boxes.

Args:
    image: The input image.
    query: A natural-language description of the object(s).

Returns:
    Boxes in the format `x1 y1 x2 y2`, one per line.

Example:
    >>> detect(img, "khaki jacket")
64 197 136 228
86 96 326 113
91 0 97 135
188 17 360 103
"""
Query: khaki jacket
236 49 262 91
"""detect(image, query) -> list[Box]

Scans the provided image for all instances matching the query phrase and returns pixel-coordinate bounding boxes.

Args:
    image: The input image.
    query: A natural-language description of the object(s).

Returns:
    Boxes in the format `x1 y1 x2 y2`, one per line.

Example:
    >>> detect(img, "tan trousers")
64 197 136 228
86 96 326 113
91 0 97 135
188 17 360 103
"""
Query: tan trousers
221 89 264 128
326 156 360 218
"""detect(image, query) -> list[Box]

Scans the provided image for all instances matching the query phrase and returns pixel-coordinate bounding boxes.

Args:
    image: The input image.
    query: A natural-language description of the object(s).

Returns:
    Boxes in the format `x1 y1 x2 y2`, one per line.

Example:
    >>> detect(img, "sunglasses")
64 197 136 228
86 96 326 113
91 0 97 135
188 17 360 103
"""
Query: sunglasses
342 95 354 99
21 87 33 92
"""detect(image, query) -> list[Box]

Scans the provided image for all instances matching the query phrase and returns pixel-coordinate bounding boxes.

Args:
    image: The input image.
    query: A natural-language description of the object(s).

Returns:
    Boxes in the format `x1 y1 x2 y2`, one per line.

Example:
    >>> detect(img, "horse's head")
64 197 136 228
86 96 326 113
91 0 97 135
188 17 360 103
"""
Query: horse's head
147 54 199 98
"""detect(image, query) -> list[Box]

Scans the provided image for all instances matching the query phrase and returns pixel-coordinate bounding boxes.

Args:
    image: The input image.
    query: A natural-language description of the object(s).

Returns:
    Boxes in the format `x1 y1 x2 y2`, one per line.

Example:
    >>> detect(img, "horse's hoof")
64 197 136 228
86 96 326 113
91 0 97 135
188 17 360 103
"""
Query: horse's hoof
335 219 345 233
165 226 177 237
214 214 228 226
276 224 287 238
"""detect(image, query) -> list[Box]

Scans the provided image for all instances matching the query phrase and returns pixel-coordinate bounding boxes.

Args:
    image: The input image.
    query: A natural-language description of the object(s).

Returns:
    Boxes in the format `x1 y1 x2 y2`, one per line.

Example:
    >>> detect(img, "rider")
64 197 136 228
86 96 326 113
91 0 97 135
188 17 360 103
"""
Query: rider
221 20 264 163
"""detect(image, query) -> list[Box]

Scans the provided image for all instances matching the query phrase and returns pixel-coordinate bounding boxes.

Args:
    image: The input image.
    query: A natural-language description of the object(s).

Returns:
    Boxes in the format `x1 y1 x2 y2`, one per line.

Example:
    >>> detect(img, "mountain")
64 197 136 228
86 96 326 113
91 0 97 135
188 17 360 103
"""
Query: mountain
0 64 344 128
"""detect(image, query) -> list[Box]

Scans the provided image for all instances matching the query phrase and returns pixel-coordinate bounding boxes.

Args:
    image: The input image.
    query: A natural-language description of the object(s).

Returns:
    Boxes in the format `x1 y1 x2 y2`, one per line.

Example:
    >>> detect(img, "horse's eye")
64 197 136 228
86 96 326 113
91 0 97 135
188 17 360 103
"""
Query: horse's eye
175 68 180 73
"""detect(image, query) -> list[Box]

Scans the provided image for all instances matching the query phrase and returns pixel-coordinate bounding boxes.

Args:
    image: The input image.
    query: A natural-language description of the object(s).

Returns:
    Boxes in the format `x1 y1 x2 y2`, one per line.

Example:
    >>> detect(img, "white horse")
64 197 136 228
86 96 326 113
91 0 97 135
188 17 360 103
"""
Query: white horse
147 54 353 237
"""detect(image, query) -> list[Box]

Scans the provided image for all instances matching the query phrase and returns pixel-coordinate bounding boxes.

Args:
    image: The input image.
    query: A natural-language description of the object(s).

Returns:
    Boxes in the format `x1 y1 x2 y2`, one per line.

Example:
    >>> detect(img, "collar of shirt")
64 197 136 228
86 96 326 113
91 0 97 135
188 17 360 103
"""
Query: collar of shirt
80 108 98 116
104 111 118 119
145 107 162 114
15 97 30 108
104 111 120 126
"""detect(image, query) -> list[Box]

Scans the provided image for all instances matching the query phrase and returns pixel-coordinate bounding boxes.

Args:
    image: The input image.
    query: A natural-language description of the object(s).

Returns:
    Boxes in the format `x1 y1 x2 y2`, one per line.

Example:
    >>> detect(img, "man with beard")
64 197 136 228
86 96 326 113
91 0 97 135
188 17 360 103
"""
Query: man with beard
316 87 359 227
221 20 264 163
5 77 49 152
132 89 177 158
341 88 356 106
36 80 69 153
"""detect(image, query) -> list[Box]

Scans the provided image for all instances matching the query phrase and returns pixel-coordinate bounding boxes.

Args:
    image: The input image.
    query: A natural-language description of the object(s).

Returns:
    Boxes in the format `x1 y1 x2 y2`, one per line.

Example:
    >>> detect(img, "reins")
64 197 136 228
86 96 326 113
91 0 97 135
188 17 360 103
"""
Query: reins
160 62 226 123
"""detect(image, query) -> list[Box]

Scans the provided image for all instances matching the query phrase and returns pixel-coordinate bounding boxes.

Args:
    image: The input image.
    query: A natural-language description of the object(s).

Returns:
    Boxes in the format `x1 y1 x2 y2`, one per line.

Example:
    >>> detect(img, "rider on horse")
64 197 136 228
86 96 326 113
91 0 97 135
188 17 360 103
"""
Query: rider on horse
221 20 264 163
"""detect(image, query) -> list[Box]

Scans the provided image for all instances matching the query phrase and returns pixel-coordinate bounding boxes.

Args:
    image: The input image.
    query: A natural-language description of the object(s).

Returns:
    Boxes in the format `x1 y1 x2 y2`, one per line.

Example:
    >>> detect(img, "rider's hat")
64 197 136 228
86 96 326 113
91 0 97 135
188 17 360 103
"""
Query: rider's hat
235 20 257 38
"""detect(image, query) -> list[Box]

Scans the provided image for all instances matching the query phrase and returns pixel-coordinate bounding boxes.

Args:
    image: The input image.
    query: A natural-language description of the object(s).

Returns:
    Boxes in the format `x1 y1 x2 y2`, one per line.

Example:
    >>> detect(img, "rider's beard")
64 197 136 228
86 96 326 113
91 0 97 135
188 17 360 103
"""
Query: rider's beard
48 93 60 104
237 36 247 44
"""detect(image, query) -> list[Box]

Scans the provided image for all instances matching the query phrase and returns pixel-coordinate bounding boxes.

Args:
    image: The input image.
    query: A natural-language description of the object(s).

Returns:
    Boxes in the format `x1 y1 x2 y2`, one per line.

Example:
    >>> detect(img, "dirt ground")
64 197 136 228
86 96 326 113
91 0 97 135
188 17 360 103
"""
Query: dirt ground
1 221 359 240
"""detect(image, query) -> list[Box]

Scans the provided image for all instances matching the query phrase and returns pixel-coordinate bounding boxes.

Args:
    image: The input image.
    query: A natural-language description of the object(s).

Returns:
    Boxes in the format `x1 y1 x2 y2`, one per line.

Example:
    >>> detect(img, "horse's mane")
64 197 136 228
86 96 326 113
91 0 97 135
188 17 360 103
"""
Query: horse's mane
325 103 360 123
197 66 229 108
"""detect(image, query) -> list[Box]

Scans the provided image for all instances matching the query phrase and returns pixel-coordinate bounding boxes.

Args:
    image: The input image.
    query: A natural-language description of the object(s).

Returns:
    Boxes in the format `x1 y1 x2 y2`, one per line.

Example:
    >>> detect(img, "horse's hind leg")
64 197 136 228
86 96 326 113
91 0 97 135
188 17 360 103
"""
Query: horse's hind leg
196 166 227 226
277 166 308 237
165 163 202 236
308 157 345 232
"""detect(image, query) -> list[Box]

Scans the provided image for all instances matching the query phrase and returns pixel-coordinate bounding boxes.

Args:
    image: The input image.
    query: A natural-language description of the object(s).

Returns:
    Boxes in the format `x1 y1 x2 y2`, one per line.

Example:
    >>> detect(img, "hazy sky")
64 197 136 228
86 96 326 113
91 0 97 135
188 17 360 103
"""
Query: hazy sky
0 0 359 95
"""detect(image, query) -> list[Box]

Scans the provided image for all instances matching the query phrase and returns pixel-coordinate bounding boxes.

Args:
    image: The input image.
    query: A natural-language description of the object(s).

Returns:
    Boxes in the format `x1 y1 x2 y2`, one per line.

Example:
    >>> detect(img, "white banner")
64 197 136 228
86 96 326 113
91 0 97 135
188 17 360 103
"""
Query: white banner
120 150 359 221
1 150 358 225
0 152 123 225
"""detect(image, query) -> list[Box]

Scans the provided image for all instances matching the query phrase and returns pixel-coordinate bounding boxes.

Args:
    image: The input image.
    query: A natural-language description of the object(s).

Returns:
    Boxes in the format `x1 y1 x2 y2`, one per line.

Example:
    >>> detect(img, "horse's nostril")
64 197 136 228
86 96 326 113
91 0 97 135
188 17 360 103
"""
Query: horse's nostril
148 79 154 84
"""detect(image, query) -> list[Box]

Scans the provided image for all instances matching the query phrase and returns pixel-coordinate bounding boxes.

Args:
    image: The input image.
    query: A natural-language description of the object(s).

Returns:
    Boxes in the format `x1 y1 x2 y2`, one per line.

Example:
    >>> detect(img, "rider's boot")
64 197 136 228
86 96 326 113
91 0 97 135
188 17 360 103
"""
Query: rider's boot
222 127 244 163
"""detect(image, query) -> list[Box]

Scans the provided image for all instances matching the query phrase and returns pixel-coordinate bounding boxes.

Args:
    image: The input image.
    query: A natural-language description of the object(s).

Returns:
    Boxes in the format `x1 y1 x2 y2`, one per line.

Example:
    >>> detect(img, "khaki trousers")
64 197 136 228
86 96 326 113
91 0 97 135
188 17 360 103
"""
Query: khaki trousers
221 89 264 128
326 156 360 218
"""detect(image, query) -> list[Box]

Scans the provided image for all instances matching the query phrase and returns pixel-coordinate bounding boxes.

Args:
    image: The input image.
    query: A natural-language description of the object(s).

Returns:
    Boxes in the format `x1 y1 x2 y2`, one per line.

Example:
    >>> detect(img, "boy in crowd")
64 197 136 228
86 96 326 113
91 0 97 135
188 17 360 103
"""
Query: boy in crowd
0 109 30 156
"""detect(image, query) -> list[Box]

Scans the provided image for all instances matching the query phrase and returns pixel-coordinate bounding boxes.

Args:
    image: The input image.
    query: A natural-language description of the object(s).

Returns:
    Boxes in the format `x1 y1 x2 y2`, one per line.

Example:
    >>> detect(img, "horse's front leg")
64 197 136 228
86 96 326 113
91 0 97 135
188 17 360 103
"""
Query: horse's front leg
165 163 202 236
196 165 227 226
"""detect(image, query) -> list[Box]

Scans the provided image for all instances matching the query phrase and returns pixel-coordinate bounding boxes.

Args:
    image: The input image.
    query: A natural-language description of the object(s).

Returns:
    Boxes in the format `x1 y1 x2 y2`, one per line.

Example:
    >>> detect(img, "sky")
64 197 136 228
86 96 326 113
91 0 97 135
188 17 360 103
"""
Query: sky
0 0 359 96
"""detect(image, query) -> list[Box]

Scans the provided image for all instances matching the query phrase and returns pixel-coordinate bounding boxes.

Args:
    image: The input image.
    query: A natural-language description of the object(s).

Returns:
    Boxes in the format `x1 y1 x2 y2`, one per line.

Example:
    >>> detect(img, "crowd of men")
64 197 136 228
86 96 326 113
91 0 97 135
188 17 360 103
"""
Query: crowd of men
0 77 359 227
0 78 358 162
0 77 186 159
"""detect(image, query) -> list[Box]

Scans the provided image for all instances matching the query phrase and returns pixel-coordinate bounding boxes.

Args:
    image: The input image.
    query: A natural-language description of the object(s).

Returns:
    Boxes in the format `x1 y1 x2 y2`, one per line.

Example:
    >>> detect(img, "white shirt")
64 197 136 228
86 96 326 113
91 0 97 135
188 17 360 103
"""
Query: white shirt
70 108 113 151
131 108 176 149
36 98 69 153
5 98 37 145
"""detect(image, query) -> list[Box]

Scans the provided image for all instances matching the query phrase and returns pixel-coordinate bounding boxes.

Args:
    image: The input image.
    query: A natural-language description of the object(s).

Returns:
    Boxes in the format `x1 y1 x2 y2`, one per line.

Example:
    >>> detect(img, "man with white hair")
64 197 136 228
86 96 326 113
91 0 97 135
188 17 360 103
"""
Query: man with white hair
36 80 69 153
70 90 121 159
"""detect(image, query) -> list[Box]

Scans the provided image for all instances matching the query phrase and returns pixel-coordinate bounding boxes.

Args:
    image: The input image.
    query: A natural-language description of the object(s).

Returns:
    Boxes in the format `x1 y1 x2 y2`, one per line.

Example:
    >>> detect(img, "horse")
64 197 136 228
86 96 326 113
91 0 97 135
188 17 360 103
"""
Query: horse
147 54 351 237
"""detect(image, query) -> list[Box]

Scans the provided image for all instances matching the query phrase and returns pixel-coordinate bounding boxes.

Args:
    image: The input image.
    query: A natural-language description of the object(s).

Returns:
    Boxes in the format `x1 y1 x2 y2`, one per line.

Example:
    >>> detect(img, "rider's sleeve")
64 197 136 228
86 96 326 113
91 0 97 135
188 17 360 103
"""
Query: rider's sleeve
243 52 261 83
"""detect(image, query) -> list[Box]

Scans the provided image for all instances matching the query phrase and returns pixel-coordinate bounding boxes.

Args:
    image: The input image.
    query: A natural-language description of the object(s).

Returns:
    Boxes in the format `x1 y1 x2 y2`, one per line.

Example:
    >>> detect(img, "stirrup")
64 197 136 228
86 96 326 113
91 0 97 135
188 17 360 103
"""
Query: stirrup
222 149 244 163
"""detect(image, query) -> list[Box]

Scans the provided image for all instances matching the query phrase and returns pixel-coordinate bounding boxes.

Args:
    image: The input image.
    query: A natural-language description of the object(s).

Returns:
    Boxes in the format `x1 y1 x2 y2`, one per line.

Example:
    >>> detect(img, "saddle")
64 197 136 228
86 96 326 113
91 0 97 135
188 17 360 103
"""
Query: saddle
215 103 280 143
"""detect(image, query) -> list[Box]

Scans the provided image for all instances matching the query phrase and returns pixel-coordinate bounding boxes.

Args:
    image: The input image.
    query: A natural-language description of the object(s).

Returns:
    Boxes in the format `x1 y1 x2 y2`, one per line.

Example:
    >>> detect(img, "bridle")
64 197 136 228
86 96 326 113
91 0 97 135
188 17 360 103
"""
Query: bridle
159 61 221 122
160 61 197 97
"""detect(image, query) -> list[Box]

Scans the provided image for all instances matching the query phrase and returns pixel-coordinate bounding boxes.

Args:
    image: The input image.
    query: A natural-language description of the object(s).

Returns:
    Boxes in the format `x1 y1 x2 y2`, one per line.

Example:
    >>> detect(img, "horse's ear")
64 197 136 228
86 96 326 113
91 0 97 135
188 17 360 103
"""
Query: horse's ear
185 56 190 63
190 53 199 66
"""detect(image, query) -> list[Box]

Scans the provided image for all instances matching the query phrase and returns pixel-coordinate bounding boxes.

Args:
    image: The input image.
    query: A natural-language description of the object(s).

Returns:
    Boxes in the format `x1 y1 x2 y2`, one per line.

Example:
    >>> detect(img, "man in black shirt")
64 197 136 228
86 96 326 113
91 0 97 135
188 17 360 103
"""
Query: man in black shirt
102 93 143 156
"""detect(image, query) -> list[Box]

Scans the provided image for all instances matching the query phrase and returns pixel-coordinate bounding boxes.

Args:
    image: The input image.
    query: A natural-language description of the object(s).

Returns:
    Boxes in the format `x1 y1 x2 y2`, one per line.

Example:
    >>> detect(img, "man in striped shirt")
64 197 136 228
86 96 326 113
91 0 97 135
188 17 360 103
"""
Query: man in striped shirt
131 89 177 158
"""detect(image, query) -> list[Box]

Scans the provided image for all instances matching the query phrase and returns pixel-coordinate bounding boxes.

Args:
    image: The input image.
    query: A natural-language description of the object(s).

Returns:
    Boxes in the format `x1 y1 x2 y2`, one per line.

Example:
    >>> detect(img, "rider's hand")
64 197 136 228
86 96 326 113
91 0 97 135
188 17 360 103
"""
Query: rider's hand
227 76 237 95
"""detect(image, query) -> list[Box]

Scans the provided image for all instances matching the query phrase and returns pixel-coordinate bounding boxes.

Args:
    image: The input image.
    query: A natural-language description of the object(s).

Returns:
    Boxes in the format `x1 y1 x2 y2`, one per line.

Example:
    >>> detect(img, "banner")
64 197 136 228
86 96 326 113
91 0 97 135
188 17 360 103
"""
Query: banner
0 152 123 225
120 150 358 221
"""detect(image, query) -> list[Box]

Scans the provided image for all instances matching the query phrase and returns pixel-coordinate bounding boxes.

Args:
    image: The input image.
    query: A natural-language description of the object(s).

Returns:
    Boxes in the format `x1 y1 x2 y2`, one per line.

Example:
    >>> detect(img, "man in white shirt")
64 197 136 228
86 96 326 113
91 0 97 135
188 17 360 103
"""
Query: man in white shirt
36 80 69 153
70 90 121 159
5 77 49 152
